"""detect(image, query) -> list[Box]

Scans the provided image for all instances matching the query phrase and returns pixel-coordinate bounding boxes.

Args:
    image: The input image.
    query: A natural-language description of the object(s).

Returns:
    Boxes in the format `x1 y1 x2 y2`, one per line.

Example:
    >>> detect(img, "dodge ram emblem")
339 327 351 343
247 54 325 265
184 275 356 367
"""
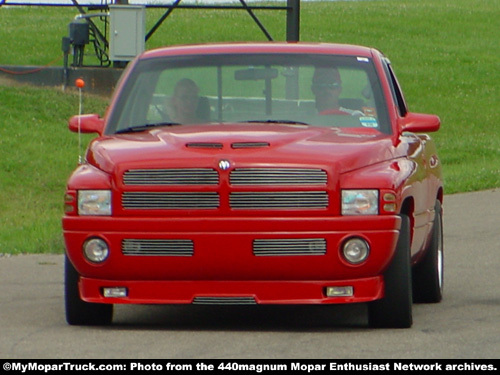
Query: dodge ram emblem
218 160 231 171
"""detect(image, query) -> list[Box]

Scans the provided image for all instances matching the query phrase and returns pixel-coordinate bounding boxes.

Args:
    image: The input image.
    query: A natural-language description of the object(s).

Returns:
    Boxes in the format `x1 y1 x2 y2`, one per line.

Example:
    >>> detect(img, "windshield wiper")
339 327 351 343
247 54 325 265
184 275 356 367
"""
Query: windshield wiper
115 122 181 134
241 119 310 125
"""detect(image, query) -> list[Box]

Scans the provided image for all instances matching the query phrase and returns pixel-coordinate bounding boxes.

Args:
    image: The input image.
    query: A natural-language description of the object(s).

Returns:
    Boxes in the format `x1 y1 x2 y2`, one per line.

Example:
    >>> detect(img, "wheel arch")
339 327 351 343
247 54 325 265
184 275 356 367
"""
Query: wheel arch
399 196 415 243
437 187 444 206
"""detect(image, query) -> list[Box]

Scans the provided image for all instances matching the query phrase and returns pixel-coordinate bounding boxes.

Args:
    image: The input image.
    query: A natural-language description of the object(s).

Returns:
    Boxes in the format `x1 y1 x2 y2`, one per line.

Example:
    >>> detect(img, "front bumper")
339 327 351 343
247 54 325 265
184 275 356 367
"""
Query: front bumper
64 215 400 305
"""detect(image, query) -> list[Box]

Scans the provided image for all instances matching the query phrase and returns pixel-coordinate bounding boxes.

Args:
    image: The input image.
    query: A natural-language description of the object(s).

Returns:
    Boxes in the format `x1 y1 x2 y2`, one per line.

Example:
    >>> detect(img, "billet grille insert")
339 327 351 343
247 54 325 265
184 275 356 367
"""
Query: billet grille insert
122 239 194 256
123 168 218 186
253 238 327 256
192 297 257 305
230 168 327 186
230 191 328 209
122 192 219 209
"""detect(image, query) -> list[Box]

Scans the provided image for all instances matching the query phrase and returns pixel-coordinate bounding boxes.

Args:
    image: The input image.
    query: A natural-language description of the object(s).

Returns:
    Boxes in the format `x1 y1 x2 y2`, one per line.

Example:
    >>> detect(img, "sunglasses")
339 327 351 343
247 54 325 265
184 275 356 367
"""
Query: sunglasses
311 82 341 90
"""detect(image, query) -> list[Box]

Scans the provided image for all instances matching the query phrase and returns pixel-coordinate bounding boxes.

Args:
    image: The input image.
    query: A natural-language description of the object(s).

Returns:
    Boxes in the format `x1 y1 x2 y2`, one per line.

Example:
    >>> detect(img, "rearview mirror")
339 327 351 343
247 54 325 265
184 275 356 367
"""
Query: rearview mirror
69 114 105 135
399 112 440 133
235 67 278 81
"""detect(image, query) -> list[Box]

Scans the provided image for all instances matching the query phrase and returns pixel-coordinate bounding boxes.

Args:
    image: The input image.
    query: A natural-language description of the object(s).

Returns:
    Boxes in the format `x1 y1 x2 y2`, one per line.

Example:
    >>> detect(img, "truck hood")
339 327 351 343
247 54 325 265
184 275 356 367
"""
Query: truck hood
87 124 395 175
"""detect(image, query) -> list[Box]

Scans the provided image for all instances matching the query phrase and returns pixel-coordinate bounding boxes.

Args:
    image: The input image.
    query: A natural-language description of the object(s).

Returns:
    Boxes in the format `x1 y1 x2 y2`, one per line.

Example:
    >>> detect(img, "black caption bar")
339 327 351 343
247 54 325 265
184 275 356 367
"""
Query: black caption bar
2 360 498 373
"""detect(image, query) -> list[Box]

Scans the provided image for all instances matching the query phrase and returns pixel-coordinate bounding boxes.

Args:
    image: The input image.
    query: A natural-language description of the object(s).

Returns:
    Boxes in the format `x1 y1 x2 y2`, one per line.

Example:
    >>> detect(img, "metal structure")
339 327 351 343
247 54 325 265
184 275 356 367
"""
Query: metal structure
3 1 300 67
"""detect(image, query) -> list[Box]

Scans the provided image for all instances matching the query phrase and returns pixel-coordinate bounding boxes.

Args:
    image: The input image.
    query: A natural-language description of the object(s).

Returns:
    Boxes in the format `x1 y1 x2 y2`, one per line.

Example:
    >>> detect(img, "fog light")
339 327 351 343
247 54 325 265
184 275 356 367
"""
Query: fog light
326 286 354 297
342 237 370 264
83 238 109 263
103 287 128 298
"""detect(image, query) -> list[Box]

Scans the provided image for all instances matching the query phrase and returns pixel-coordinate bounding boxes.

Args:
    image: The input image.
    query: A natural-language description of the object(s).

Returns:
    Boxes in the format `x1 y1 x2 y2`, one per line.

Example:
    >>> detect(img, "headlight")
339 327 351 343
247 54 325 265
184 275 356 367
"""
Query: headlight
78 190 112 216
341 190 378 215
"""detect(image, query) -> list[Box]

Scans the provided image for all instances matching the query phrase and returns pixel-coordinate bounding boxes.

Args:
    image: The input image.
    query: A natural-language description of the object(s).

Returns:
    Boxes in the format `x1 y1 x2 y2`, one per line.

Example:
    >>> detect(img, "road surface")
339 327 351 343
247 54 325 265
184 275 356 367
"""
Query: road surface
1 189 499 359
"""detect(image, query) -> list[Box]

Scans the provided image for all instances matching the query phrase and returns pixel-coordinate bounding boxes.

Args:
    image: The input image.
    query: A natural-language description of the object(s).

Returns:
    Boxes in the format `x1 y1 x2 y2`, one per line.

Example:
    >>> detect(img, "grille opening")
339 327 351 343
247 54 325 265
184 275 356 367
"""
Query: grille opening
121 168 329 211
122 192 220 210
122 239 194 256
123 168 219 186
230 168 327 186
230 191 328 209
253 238 327 256
192 297 257 305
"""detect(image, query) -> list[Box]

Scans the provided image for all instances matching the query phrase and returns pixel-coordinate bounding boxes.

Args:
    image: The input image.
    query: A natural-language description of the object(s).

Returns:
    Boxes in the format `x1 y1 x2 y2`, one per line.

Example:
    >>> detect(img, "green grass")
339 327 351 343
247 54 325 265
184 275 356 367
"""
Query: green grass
0 83 107 254
0 0 499 254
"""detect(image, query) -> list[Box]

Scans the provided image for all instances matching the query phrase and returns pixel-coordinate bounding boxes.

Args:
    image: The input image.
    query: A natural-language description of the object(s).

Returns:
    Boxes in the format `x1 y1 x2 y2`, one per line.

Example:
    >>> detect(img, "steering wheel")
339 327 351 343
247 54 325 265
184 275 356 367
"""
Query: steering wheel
319 108 349 116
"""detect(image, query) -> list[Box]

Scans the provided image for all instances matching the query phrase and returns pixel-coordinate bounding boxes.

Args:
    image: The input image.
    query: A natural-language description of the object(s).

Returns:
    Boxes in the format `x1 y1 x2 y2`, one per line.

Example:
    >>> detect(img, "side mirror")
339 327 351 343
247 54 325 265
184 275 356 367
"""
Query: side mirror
399 112 440 133
69 114 105 135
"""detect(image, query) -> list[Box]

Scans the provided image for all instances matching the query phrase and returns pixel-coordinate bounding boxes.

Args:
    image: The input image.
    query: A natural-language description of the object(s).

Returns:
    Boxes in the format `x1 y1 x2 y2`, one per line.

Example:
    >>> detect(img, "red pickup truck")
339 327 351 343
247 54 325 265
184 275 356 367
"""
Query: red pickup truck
63 42 443 328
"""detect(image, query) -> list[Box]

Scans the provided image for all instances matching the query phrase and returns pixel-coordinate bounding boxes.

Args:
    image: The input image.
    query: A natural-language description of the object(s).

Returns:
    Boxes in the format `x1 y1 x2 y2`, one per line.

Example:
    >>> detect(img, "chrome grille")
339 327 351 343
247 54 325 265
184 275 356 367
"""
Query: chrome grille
123 168 218 185
253 238 327 256
230 168 327 185
122 239 194 256
192 297 257 305
230 191 328 209
122 192 219 209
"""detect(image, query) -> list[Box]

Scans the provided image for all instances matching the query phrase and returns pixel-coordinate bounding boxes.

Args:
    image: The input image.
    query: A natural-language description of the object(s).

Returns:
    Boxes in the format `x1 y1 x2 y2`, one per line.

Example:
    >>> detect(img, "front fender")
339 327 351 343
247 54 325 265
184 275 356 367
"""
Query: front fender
340 158 416 193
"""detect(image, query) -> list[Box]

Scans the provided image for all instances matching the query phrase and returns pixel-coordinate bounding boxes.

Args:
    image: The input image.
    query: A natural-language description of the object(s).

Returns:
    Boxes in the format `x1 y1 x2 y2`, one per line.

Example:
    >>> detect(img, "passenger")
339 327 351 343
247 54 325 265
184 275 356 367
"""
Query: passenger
311 67 362 116
169 78 201 124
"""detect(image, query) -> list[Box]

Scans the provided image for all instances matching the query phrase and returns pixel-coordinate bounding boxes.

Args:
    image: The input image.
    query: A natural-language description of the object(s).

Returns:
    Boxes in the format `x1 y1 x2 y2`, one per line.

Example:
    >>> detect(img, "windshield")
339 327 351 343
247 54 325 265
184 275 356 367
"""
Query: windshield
107 54 390 134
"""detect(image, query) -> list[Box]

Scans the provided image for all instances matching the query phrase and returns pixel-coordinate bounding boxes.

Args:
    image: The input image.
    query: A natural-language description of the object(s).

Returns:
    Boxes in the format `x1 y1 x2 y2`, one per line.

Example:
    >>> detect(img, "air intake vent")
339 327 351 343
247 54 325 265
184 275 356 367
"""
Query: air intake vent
122 192 219 209
123 168 218 185
230 168 327 185
186 142 223 149
253 238 327 256
231 142 270 149
230 191 328 209
192 297 257 305
122 239 194 256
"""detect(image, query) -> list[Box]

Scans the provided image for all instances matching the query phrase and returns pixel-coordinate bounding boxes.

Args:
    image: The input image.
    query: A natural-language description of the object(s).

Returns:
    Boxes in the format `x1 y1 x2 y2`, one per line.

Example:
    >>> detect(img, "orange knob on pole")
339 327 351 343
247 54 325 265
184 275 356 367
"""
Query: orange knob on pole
75 78 85 88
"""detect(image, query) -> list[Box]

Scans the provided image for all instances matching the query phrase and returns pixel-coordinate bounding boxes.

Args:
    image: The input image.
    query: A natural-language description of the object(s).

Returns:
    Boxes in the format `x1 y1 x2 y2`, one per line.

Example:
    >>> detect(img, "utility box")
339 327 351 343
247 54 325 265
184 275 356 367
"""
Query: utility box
109 5 145 62
69 20 89 46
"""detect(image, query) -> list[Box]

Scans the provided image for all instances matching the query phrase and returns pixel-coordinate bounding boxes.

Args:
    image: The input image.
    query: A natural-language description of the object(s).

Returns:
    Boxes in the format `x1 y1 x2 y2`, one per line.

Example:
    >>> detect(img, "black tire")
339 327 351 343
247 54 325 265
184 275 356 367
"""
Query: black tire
412 201 444 303
368 214 413 328
64 255 113 325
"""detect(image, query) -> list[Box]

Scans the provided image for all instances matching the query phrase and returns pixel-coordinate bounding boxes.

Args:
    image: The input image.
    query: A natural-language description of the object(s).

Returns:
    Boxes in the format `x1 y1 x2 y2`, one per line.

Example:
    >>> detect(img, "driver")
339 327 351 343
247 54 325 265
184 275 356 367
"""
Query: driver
311 67 363 116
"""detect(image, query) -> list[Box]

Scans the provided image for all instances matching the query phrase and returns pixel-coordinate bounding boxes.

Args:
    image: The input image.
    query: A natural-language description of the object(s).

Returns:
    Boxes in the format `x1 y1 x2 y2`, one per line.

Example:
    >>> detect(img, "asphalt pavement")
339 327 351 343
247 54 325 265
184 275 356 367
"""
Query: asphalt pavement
0 189 499 359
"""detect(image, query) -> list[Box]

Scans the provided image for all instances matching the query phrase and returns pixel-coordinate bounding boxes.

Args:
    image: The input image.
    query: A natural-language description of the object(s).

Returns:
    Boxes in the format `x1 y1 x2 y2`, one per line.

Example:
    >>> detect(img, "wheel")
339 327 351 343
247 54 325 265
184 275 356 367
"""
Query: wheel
412 200 444 303
64 255 113 325
368 214 413 328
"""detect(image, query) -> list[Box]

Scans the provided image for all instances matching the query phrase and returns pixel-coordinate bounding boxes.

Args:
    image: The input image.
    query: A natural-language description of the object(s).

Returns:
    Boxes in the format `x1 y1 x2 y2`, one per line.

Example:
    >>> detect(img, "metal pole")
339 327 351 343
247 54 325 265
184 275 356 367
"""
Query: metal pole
239 0 273 41
286 0 300 42
146 0 182 42
285 0 300 99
